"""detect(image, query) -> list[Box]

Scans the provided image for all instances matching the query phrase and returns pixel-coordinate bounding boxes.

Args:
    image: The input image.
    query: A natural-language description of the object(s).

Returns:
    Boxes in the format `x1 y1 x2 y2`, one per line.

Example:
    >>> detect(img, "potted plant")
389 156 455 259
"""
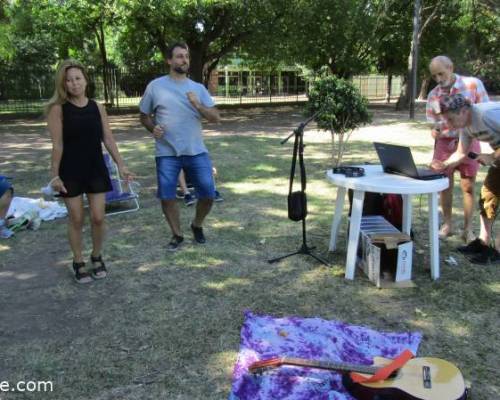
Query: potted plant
305 75 371 167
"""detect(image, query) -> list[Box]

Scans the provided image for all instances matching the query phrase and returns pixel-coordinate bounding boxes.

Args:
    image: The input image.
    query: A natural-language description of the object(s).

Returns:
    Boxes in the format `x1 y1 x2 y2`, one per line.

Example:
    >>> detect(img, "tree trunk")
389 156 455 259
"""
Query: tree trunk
95 22 111 105
187 42 204 84
409 0 421 119
386 74 392 103
205 61 220 89
59 45 69 60
396 76 409 111
330 130 336 167
397 0 423 114
399 0 443 114
418 76 430 100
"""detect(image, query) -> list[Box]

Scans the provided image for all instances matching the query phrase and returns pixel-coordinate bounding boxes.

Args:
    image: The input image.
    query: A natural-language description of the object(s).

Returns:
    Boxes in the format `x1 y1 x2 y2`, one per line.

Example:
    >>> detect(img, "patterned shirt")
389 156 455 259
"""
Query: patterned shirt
426 74 489 138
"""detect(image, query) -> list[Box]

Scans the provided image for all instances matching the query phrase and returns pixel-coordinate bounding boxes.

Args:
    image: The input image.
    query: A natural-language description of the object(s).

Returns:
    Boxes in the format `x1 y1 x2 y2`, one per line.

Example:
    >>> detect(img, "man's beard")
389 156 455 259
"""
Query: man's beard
174 65 188 74
439 74 455 89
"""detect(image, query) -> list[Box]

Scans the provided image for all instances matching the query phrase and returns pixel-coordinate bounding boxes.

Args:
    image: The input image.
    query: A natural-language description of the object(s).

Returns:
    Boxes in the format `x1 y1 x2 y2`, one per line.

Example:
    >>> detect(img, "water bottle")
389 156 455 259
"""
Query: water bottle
41 183 57 200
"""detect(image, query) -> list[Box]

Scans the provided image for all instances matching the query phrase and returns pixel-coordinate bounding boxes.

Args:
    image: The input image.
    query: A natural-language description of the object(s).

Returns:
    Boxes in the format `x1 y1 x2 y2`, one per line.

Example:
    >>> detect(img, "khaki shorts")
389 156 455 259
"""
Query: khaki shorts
479 163 500 220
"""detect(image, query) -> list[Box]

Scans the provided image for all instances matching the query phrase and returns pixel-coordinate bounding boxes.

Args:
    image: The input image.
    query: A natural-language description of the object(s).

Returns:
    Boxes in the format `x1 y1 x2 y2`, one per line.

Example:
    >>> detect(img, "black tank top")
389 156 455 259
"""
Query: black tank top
59 100 109 181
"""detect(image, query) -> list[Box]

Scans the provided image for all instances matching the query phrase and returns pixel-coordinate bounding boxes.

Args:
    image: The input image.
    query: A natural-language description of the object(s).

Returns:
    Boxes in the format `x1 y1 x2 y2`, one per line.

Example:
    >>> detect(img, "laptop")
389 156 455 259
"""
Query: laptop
373 142 445 180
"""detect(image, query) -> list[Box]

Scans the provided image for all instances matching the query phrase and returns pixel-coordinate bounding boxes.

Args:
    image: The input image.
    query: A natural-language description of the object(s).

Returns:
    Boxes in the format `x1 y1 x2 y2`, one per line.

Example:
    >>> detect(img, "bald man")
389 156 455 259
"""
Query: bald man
426 55 489 242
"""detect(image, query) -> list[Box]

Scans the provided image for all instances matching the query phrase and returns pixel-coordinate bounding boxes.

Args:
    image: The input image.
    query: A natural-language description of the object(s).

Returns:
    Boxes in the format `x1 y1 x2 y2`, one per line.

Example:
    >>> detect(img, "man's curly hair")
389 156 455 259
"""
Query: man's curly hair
439 93 471 114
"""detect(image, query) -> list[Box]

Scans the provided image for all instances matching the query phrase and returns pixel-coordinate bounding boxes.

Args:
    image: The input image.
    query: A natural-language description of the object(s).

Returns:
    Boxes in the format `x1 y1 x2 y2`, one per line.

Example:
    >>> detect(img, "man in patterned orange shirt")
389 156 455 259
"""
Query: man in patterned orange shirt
427 55 489 242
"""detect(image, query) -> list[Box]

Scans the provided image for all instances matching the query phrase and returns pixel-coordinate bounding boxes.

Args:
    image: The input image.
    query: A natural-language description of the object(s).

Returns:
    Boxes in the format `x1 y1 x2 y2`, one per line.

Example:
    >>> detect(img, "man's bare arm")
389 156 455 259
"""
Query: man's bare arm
140 112 165 139
140 112 155 132
444 130 472 167
196 104 220 123
186 92 220 123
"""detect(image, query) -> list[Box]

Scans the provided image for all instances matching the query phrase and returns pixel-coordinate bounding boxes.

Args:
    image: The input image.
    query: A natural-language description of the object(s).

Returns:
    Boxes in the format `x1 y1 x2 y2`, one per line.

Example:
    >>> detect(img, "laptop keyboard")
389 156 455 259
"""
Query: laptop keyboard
416 168 445 179
417 168 436 176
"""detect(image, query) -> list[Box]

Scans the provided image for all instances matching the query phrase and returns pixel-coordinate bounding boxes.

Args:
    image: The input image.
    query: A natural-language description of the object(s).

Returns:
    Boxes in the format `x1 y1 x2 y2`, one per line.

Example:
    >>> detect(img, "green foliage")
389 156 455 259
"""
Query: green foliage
457 1 500 92
305 74 371 166
121 0 289 84
283 0 377 78
371 0 412 76
466 59 500 93
306 75 371 134
1 0 499 101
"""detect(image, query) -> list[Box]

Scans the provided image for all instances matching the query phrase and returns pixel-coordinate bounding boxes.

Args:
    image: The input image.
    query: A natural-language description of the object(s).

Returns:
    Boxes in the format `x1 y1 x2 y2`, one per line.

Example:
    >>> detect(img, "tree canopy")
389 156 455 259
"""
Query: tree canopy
0 0 498 94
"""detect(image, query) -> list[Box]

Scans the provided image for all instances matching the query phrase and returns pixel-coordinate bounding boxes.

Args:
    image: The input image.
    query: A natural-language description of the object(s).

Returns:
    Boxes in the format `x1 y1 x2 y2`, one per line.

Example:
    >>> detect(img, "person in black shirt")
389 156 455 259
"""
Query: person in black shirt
46 59 133 283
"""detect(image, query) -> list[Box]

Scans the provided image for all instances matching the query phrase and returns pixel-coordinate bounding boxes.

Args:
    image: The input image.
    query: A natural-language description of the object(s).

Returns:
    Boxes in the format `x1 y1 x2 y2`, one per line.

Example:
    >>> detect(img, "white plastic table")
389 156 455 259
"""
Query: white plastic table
326 165 449 280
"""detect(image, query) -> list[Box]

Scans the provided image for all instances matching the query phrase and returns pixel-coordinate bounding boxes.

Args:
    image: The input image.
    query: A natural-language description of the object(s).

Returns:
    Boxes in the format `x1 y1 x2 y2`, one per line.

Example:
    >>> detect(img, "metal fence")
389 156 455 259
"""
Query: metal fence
0 66 401 115
351 75 402 101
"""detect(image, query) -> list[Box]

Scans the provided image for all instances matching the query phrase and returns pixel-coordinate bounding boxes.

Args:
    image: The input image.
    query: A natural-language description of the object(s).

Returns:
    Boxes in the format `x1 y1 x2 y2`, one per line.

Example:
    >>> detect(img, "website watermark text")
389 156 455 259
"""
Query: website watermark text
0 380 53 394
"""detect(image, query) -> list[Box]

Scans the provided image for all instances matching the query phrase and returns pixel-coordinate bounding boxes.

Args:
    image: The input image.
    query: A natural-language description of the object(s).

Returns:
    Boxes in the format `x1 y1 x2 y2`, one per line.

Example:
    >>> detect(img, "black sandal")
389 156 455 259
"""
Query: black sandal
90 255 107 279
73 261 92 284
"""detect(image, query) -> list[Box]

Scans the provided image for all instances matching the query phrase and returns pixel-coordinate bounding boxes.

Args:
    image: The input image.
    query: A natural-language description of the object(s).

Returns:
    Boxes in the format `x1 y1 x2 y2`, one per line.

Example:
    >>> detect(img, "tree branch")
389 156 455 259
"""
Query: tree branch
418 0 443 40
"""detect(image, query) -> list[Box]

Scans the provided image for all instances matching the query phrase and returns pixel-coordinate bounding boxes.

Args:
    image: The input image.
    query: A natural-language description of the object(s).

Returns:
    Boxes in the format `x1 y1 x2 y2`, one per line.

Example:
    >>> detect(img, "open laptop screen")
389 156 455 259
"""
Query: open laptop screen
373 142 445 180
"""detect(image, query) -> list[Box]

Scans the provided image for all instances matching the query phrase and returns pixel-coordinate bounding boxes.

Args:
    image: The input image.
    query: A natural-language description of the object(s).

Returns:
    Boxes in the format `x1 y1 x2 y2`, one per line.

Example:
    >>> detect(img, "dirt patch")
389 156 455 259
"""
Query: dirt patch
0 105 498 399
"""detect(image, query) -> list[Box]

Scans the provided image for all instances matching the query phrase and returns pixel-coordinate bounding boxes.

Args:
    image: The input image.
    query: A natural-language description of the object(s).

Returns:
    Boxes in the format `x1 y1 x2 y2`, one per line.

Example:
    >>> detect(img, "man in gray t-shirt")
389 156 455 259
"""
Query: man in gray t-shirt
436 94 500 264
139 42 220 251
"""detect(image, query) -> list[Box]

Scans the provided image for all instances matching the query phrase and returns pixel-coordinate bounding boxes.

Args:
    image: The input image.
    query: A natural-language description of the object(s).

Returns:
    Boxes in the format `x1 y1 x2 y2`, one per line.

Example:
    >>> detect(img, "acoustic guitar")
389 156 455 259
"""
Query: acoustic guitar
248 356 467 400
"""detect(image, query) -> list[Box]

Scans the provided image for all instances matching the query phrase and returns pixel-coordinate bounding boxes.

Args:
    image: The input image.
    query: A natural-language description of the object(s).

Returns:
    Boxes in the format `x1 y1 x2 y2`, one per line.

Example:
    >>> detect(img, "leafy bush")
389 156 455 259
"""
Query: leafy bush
465 59 500 94
306 75 371 166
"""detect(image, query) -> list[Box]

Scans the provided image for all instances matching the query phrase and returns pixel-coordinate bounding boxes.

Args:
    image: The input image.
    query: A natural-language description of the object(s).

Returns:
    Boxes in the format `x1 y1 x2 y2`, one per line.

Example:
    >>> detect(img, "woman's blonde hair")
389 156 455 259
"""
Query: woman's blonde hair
45 59 90 114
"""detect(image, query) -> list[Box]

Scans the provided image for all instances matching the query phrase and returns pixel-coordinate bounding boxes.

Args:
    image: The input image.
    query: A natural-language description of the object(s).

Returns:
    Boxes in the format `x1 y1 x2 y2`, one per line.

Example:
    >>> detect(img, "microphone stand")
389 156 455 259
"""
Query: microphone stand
280 112 317 145
268 112 329 266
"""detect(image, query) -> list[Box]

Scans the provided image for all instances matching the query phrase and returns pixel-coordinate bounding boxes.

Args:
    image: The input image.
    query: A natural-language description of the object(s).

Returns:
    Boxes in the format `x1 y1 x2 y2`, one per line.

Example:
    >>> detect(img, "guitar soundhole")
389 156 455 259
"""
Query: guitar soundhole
422 366 432 389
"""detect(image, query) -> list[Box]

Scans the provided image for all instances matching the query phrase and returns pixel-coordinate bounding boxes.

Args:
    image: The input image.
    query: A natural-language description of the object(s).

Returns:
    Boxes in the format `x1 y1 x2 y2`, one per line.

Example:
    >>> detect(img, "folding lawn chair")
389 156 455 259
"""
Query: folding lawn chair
103 153 140 216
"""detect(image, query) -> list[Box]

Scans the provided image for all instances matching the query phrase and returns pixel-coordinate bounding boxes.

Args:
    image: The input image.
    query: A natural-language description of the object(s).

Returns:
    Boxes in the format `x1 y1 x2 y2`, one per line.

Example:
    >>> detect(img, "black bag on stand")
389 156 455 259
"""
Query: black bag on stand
287 129 307 221
268 112 328 266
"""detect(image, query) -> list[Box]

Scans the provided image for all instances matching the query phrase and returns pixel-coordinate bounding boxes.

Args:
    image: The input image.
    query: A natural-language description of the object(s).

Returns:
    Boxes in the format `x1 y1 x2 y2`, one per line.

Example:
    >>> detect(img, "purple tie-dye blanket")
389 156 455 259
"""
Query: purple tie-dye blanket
229 311 422 400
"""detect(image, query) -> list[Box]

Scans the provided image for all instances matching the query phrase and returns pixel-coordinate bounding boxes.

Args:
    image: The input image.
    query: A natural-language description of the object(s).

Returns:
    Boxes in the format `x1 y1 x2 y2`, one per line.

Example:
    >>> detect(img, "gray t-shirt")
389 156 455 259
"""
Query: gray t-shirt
468 102 500 150
139 75 215 157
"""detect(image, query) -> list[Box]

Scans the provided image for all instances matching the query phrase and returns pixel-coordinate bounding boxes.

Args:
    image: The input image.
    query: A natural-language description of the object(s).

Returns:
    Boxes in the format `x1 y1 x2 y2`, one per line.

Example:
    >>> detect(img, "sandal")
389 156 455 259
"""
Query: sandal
90 255 107 279
73 261 92 284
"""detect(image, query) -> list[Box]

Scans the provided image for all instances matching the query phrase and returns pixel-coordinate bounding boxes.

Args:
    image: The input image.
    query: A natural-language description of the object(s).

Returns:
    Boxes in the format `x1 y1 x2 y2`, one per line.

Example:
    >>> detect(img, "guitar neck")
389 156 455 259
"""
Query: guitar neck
281 357 379 375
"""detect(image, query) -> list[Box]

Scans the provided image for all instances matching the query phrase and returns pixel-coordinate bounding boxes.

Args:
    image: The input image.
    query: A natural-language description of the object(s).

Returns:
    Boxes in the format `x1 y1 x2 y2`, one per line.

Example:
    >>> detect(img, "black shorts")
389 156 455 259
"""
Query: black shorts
59 176 112 198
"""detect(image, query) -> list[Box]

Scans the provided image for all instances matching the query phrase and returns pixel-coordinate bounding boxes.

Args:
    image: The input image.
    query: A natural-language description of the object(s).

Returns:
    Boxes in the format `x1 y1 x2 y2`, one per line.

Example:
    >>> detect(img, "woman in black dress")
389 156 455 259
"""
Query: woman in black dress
46 59 133 283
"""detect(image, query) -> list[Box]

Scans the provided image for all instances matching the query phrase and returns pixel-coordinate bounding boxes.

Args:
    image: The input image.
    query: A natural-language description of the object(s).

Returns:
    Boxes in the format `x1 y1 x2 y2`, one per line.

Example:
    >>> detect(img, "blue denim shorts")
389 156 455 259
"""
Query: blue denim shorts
155 153 215 200
0 176 13 198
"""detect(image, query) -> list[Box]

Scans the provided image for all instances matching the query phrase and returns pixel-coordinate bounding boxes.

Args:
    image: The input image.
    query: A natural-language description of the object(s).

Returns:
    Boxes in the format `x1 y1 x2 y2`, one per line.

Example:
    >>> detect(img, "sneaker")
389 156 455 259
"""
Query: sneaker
167 235 184 252
468 246 500 265
184 193 196 206
0 225 14 239
457 238 489 254
214 190 224 202
191 223 206 244
176 188 185 199
0 219 14 239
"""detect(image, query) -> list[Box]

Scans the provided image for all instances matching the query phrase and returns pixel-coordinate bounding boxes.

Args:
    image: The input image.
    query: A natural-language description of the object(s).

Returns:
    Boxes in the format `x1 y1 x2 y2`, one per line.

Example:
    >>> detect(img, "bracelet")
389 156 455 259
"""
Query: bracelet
49 176 60 185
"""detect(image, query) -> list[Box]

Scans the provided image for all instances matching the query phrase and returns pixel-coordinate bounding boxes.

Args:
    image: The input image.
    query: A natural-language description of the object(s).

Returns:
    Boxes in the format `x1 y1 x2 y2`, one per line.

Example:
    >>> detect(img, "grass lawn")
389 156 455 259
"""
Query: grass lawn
0 105 498 399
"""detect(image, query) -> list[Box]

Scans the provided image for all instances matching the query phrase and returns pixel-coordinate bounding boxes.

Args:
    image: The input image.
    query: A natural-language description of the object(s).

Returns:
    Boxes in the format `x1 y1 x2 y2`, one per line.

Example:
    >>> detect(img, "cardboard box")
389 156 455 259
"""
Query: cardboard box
356 216 414 288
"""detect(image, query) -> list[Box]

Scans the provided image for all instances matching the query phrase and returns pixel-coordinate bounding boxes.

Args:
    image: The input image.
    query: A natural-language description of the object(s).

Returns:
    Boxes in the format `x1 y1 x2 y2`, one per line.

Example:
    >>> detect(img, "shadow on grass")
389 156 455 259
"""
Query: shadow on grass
0 108 498 400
